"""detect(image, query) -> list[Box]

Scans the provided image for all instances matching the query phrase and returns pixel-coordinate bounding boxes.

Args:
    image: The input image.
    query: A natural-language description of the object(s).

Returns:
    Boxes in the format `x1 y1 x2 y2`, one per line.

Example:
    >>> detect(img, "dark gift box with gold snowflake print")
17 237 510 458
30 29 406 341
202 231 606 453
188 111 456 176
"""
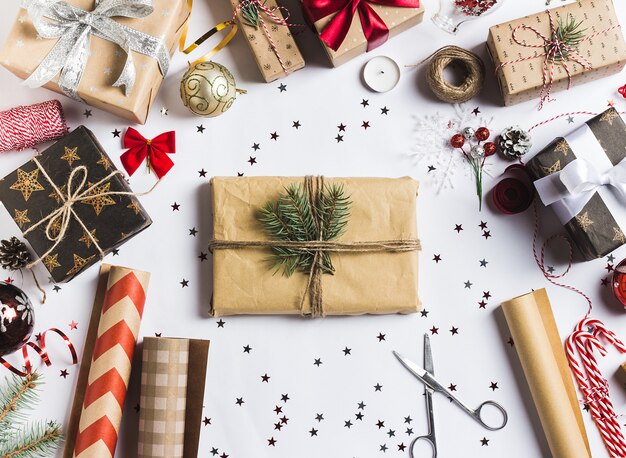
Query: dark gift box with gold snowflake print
527 108 626 261
0 126 152 282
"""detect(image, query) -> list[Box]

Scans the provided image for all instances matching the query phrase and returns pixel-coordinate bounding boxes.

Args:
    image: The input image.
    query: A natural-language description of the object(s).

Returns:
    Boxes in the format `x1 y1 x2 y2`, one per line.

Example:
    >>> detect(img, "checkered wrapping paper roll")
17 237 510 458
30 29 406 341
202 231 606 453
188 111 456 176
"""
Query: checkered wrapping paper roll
139 338 190 458
72 266 150 458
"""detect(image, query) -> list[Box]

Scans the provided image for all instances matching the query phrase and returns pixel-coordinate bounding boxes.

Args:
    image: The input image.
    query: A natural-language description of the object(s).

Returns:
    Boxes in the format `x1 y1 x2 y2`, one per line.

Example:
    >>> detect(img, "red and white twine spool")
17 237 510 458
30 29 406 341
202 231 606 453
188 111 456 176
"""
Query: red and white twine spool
0 100 68 153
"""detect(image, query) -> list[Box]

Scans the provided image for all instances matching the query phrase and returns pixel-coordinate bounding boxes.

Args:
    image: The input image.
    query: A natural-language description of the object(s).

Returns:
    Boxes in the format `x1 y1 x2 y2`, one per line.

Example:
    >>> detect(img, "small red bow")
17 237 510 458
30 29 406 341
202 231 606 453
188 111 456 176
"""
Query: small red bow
121 127 176 179
303 0 420 52
619 84 626 99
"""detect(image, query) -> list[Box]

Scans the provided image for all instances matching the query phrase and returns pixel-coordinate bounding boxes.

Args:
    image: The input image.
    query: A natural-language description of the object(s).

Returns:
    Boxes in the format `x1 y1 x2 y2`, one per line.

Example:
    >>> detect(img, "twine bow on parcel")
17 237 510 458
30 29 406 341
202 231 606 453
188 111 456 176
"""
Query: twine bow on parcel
22 158 157 271
209 176 421 317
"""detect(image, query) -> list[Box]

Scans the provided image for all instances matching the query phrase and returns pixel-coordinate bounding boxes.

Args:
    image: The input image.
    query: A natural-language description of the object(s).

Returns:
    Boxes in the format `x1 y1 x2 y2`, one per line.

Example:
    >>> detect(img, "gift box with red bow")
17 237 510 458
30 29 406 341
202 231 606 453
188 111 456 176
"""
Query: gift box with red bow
0 126 152 282
527 108 626 260
302 0 424 67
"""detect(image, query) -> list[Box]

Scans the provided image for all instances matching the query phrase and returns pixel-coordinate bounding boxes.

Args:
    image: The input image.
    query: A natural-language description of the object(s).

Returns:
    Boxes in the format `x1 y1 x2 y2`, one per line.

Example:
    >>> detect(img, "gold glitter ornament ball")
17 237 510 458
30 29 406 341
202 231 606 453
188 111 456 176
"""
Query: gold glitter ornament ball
180 61 238 117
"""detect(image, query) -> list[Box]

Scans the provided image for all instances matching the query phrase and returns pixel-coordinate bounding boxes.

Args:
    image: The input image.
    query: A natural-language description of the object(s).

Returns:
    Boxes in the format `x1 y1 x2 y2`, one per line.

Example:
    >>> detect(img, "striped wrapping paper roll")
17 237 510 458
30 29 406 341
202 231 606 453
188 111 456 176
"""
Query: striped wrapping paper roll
138 337 210 458
64 265 150 458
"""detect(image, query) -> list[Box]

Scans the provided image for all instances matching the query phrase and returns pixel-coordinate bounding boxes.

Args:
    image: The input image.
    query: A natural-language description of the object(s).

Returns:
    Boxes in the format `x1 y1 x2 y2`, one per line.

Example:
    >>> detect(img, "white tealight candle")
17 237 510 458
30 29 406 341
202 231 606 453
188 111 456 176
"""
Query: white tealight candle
362 56 400 92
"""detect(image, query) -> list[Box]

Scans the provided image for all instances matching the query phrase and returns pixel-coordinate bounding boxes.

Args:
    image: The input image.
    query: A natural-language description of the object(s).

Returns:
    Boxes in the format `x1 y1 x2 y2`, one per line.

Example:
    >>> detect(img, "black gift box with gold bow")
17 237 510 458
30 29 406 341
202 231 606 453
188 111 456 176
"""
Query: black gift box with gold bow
0 126 152 282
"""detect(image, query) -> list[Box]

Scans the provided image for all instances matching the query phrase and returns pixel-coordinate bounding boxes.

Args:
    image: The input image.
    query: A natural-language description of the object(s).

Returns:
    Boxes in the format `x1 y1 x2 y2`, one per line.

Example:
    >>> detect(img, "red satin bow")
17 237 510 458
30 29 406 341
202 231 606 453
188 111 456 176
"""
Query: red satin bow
304 0 420 52
121 127 176 179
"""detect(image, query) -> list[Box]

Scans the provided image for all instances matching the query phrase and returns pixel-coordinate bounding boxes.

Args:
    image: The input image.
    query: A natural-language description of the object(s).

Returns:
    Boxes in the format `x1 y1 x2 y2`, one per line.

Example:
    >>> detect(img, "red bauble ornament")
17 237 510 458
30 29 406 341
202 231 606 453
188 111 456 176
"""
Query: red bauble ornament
618 84 626 99
475 127 490 142
0 282 34 356
483 142 496 156
450 134 465 149
613 259 626 307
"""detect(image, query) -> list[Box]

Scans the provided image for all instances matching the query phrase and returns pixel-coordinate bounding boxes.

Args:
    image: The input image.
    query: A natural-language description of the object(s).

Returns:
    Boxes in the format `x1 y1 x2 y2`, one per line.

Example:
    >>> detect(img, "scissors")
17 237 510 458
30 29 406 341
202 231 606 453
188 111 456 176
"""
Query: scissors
393 334 508 457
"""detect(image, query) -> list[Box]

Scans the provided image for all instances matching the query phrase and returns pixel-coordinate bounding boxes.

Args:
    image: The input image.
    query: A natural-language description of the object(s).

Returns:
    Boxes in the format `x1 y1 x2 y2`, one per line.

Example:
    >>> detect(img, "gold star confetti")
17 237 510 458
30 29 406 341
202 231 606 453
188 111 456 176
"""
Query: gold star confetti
66 253 95 277
48 184 66 204
575 212 594 231
600 109 619 125
13 209 30 228
81 182 116 215
43 254 61 272
613 227 626 244
542 160 561 175
60 146 80 166
79 229 99 248
9 168 44 201
554 140 569 156
127 199 141 215
97 153 111 170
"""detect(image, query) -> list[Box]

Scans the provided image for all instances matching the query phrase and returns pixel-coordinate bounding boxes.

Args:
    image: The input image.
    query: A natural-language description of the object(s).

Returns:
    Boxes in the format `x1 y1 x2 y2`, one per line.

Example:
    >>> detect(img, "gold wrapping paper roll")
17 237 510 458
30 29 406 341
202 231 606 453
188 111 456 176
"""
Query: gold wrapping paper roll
64 264 151 458
210 176 420 316
501 289 590 458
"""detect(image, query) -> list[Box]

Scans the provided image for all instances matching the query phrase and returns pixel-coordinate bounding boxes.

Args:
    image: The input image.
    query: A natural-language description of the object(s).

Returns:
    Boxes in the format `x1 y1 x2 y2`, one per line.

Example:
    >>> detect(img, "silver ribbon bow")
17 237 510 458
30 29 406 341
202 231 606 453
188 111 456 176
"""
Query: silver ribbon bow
22 0 170 101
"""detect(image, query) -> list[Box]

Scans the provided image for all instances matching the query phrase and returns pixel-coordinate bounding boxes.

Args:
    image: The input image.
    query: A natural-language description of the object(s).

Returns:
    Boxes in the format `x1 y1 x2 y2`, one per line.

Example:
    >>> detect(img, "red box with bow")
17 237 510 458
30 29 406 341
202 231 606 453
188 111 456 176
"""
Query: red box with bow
302 0 424 67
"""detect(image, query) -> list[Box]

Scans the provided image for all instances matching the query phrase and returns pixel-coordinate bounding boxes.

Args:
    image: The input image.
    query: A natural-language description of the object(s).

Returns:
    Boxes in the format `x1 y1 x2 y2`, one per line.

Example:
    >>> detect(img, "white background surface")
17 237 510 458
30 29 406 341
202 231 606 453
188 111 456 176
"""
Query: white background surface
0 0 626 457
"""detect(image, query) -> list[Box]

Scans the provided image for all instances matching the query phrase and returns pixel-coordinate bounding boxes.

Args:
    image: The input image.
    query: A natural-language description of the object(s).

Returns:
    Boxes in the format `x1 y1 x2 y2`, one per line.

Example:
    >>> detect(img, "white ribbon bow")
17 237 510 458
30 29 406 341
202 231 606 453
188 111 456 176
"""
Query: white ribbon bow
536 157 626 220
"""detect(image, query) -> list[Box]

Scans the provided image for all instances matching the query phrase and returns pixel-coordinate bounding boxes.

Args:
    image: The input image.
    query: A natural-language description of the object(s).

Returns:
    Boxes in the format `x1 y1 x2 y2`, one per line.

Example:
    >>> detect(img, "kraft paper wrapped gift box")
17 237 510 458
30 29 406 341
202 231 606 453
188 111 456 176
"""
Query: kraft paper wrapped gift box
486 0 626 107
210 176 421 316
0 0 190 124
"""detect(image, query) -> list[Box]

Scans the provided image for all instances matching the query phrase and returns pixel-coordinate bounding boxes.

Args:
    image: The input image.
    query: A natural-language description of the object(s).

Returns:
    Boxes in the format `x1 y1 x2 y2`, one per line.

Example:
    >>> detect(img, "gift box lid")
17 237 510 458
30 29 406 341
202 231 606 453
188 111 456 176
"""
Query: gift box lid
0 126 152 282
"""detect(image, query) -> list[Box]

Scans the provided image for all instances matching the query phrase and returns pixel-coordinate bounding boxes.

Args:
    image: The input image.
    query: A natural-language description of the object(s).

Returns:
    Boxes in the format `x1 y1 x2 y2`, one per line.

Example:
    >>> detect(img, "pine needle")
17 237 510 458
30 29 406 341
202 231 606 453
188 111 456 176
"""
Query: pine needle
551 14 587 61
1 421 63 458
259 183 351 277
241 0 265 28
0 373 41 438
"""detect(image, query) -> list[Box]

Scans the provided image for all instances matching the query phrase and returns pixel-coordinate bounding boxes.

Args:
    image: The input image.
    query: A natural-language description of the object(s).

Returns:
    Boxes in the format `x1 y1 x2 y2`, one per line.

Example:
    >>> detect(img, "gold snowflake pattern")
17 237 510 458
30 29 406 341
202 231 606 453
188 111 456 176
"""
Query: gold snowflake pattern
78 229 99 248
60 146 80 166
43 254 61 272
48 184 67 204
66 253 95 277
97 153 111 170
13 209 30 228
554 140 569 156
542 160 561 175
127 199 141 215
613 227 626 244
9 169 44 201
81 182 116 216
575 212 594 231
48 218 62 238
600 109 619 125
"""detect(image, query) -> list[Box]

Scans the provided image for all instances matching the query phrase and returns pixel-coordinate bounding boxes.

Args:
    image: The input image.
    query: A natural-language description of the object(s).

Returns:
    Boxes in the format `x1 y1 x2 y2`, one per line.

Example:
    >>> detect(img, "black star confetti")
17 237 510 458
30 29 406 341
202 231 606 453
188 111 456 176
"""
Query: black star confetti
344 420 353 429
430 326 439 335
450 326 459 335
309 428 318 437
197 125 205 133
261 374 270 383
180 279 189 288
420 309 429 317
472 107 480 116
292 120 301 129
479 259 488 267
337 123 346 131
281 394 290 402
252 143 260 151
361 99 369 107
189 227 198 236
112 129 121 137
343 347 352 355
427 165 436 172
361 121 370 129
270 132 279 140
433 254 442 263
171 202 180 211
60 369 69 378
203 417 211 426
235 397 245 406
83 109 92 118
243 345 252 353
198 169 207 177
464 280 473 289
198 252 208 262
313 358 322 366
335 134 344 143
278 83 287 92
217 319 225 328
454 224 463 233
483 230 492 239
248 156 257 165
374 383 382 392
380 106 389 115
481 437 490 446
377 333 386 342
489 382 499 391
376 420 385 429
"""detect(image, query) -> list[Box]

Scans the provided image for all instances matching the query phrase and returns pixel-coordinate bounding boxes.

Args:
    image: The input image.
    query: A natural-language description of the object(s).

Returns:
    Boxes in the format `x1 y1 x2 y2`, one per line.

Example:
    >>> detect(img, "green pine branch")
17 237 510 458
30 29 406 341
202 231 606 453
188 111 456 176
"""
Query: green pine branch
0 373 63 457
241 0 267 29
259 183 351 277
551 14 587 61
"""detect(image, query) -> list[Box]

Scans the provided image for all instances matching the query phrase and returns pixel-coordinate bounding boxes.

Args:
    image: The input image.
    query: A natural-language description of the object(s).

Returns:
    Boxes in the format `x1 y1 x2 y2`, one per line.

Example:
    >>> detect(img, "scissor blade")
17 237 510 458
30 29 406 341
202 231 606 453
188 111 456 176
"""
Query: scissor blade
393 351 433 388
423 333 434 376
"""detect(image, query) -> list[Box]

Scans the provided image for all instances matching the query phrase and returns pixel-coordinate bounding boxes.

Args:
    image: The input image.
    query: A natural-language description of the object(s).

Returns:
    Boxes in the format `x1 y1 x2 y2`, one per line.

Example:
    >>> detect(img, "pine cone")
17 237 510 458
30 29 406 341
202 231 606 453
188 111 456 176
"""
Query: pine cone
498 126 532 159
0 237 32 271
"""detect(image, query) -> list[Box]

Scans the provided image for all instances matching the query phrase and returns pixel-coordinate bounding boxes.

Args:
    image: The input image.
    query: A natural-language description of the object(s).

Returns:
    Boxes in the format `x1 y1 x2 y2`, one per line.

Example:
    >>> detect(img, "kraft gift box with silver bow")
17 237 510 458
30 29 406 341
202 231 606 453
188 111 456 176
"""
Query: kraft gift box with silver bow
0 126 152 282
0 0 190 124
527 108 626 260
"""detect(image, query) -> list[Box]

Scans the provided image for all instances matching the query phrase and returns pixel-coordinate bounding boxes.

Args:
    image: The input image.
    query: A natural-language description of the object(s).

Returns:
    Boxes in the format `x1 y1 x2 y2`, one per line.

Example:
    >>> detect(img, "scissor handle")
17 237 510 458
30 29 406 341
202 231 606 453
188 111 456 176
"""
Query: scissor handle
473 400 508 431
410 434 437 458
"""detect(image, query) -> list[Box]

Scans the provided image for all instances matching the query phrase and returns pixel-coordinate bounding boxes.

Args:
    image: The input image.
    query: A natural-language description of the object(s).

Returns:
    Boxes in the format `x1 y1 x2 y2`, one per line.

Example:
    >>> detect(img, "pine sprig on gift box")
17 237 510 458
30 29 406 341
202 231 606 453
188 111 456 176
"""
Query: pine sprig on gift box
241 0 266 28
552 15 586 61
259 183 351 277
0 373 63 458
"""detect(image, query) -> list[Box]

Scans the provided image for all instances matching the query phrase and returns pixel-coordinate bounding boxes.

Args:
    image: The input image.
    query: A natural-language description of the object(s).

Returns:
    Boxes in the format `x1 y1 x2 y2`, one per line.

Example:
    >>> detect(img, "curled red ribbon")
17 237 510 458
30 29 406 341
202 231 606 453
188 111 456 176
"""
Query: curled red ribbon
0 328 78 377
121 127 176 179
303 0 420 52
491 164 535 214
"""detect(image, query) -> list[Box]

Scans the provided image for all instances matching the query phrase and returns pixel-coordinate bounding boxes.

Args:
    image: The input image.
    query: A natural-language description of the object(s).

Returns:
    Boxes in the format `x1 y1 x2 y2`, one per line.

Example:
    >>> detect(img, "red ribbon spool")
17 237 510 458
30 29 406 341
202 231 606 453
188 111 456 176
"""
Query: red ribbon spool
492 164 535 214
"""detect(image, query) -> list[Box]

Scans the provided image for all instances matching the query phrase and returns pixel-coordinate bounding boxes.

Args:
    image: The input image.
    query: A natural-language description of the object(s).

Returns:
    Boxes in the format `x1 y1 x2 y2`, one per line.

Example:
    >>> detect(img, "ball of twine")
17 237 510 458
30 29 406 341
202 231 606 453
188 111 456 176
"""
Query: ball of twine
425 46 485 104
